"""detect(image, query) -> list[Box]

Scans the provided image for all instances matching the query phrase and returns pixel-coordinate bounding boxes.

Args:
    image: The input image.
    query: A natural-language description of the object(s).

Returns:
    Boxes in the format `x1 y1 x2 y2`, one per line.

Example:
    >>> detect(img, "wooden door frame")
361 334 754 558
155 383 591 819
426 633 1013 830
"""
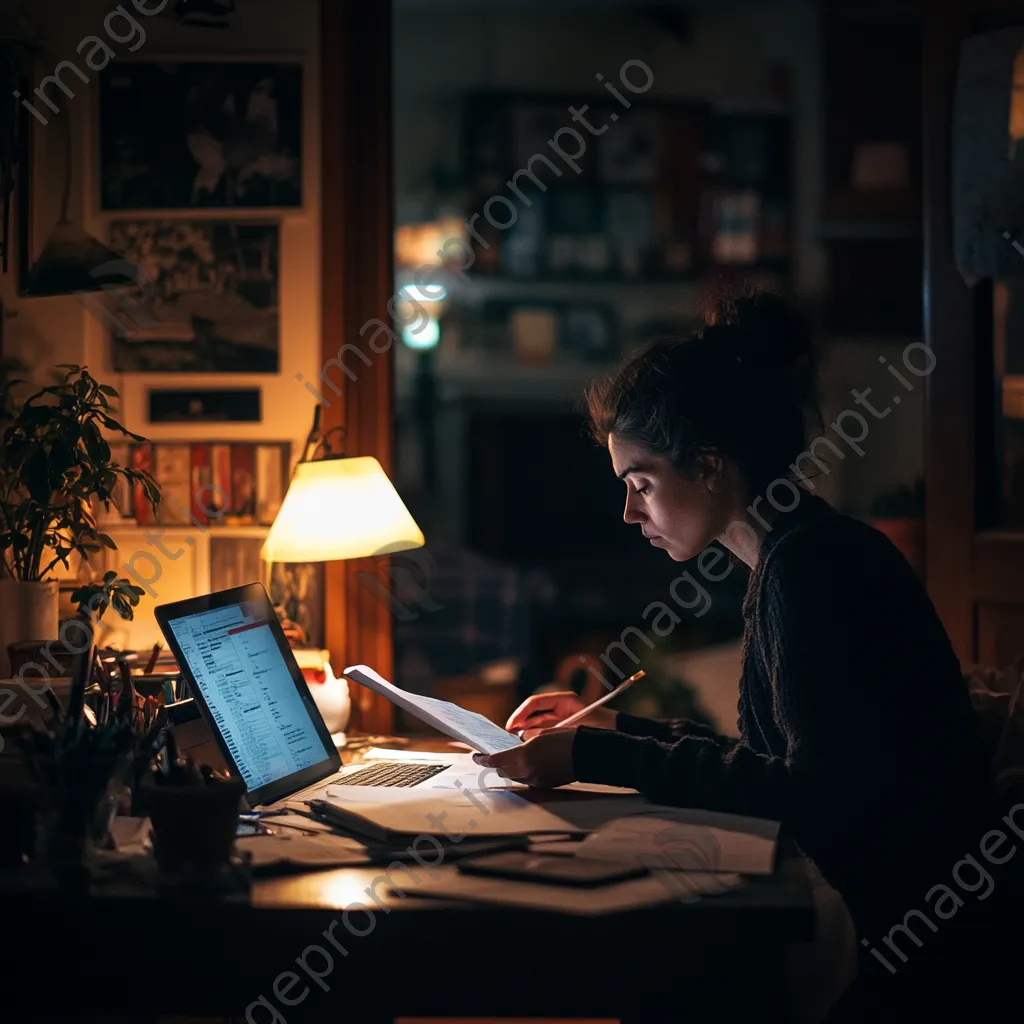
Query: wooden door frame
321 0 395 732
924 0 1024 664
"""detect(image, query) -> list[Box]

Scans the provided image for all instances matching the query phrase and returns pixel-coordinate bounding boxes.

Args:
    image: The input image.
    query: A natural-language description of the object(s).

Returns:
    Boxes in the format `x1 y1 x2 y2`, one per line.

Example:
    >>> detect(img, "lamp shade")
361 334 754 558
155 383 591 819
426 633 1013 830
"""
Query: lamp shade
260 457 424 563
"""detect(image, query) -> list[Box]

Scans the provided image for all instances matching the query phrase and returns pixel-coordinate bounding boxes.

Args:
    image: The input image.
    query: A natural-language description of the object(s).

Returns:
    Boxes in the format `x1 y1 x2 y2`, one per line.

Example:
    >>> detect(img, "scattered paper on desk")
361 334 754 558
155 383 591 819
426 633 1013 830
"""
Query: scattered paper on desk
574 809 779 876
236 832 372 870
398 865 744 914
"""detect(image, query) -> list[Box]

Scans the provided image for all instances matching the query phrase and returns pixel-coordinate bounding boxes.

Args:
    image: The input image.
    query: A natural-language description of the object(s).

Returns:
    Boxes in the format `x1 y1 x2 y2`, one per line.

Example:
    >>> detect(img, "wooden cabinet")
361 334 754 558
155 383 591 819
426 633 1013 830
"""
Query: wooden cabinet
924 0 1024 665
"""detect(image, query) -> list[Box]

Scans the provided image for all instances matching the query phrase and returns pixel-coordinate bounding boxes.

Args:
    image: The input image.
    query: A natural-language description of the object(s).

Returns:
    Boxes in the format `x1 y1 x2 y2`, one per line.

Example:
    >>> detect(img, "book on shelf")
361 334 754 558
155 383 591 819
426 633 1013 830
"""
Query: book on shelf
130 443 156 526
226 444 256 524
256 445 286 525
210 444 233 523
155 445 192 526
190 444 212 526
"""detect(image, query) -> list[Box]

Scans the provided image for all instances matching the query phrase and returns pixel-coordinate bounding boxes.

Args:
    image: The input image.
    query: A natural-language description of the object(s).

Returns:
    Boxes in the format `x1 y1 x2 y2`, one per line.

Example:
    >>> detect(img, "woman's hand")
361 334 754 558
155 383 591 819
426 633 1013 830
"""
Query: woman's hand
475 729 578 789
506 691 617 740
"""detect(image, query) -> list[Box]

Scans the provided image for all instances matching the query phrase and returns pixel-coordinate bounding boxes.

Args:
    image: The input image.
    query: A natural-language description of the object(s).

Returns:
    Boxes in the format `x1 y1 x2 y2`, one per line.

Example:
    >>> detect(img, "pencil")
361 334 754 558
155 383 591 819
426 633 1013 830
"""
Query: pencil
552 669 647 729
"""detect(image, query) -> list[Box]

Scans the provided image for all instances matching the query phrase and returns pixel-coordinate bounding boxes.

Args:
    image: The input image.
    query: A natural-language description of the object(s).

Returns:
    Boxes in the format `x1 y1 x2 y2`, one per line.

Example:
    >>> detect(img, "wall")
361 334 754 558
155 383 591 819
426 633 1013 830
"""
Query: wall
0 0 322 645
0 0 321 446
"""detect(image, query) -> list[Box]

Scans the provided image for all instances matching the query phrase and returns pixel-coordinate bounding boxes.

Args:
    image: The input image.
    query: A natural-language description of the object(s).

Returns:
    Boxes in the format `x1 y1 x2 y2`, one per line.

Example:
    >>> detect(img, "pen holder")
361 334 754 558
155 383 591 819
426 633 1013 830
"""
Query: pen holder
143 775 245 875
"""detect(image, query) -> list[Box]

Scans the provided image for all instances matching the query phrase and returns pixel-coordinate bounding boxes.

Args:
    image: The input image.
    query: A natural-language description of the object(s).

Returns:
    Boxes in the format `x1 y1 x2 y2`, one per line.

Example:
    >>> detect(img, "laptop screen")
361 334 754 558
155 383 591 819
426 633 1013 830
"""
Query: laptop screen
157 585 339 804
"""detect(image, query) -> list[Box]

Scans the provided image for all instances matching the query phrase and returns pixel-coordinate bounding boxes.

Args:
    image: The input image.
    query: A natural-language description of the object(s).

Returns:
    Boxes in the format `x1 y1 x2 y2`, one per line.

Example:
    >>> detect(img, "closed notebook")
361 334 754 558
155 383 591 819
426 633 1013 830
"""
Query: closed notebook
311 787 655 844
311 787 588 844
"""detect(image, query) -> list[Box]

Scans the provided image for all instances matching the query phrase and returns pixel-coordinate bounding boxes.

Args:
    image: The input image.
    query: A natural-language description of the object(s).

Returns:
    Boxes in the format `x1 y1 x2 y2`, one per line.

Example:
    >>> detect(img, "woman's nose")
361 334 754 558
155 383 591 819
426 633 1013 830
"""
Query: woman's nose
623 494 645 524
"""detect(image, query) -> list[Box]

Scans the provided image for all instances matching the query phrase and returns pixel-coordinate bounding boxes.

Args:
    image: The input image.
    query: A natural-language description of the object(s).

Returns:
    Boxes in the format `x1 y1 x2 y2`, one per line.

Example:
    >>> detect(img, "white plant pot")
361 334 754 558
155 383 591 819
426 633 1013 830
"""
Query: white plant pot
0 579 60 679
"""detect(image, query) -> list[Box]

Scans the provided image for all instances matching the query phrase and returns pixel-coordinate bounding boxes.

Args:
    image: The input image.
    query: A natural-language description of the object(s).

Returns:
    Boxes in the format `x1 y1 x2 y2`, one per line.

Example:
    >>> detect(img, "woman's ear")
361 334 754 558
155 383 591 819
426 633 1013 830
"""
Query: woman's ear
698 454 726 494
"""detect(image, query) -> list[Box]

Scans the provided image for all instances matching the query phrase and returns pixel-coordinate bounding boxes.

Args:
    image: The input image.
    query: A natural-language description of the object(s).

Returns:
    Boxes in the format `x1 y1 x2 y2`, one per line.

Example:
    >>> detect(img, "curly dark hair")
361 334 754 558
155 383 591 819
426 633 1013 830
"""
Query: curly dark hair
585 285 821 502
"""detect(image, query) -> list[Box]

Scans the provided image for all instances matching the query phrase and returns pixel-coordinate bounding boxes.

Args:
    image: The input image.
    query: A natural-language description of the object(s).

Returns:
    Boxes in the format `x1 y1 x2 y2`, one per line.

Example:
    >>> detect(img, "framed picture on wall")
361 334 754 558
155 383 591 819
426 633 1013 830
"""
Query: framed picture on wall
107 219 279 373
98 59 303 210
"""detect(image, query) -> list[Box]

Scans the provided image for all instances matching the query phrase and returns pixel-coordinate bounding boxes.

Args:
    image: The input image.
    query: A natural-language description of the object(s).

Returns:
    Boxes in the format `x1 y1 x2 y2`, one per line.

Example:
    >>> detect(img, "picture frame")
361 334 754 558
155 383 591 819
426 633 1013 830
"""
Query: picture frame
107 219 280 374
148 387 262 424
98 56 303 212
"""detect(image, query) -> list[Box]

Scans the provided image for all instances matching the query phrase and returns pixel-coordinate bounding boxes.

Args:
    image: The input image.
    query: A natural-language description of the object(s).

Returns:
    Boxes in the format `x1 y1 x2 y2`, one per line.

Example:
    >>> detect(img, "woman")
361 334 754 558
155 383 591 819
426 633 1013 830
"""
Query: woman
478 291 1000 1018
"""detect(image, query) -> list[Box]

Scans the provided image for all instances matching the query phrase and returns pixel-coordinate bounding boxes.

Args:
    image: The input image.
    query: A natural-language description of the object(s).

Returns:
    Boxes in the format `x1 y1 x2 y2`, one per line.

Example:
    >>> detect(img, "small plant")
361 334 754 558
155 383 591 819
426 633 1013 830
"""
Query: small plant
71 571 146 624
0 364 160 583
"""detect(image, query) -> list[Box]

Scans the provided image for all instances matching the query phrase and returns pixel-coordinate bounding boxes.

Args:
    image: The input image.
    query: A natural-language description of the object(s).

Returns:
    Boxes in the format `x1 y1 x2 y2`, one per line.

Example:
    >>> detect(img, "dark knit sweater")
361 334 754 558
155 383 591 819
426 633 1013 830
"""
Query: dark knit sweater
572 492 996 942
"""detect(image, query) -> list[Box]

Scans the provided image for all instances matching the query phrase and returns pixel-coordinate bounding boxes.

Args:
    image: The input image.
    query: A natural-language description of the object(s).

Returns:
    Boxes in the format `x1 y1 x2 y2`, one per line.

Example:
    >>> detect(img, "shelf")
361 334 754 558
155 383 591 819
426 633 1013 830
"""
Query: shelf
96 523 271 538
444 276 703 303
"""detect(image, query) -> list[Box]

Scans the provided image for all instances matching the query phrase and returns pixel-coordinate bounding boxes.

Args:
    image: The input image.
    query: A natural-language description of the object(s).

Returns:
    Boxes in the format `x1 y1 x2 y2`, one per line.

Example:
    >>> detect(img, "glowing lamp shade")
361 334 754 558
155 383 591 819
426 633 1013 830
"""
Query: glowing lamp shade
260 457 424 563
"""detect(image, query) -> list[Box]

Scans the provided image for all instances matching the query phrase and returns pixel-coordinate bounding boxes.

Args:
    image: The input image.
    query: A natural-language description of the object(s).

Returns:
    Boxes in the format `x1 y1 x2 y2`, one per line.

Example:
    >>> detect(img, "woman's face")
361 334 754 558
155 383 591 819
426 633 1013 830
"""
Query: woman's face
609 434 732 562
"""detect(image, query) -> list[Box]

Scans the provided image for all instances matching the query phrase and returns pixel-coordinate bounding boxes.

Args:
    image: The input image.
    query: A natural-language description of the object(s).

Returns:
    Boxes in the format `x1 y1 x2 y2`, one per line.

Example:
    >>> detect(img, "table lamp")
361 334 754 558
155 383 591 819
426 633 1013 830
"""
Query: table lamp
260 409 425 733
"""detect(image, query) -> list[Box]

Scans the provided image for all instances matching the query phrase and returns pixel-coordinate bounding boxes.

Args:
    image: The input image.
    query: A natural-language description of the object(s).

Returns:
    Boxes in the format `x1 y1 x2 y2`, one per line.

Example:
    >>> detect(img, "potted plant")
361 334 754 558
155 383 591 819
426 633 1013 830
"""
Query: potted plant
870 478 925 576
0 365 160 676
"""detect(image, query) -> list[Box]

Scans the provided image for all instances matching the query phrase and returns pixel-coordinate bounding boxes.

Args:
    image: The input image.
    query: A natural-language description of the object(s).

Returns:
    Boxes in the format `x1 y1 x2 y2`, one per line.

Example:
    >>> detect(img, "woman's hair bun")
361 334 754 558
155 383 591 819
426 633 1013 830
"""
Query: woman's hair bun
700 285 812 376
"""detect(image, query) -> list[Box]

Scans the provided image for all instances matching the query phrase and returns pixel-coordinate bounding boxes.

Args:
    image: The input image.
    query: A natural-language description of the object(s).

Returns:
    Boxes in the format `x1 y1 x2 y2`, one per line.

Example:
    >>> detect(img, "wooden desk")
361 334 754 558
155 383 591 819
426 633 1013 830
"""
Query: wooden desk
5 736 816 1022
7 849 814 1023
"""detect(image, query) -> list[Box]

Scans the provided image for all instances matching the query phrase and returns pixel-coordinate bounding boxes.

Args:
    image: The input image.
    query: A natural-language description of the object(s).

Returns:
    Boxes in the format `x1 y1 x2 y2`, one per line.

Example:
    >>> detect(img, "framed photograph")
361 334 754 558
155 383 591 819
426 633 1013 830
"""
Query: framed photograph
148 388 262 424
99 59 303 210
108 220 279 373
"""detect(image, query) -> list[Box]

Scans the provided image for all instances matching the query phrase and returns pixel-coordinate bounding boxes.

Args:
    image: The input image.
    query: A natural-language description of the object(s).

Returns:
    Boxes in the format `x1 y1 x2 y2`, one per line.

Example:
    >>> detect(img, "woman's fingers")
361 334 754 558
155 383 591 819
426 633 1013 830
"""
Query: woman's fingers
505 692 579 731
476 745 529 781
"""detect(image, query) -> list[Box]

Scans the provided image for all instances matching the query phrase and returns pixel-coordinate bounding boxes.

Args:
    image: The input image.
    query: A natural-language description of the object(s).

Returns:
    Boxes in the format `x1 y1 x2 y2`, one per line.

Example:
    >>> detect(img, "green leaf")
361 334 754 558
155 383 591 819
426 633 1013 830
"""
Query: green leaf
98 534 117 550
98 385 119 397
104 569 117 582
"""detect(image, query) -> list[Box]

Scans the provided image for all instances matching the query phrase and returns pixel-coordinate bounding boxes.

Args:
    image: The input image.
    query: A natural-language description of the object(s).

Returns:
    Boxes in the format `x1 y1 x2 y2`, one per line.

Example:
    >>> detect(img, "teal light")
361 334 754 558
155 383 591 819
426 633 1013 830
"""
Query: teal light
402 318 440 350
399 282 448 303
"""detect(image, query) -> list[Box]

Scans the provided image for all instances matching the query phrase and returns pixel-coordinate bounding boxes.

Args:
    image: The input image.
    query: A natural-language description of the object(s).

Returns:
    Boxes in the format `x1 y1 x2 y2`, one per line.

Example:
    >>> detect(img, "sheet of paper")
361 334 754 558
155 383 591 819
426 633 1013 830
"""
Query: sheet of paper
397 865 744 915
360 747 468 764
344 665 522 755
573 809 779 876
236 832 372 869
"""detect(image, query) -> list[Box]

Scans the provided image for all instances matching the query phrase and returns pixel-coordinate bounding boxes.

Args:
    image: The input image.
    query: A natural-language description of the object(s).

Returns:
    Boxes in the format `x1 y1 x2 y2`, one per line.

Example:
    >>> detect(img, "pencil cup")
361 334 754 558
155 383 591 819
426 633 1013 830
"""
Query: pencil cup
143 777 245 874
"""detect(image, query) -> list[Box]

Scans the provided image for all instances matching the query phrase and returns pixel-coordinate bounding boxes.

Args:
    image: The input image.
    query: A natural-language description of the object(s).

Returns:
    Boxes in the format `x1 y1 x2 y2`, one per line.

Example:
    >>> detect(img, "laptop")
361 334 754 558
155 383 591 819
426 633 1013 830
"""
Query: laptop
154 583 475 809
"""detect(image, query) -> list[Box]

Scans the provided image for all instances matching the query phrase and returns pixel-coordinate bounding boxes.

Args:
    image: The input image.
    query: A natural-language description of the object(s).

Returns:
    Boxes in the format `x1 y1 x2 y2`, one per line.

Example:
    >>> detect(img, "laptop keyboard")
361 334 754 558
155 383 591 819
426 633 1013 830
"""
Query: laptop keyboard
335 762 451 788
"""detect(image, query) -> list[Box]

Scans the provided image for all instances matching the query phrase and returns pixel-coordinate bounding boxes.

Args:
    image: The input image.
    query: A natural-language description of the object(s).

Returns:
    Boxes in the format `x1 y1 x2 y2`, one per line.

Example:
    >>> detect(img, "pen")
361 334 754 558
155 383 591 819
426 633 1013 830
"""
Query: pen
548 669 647 730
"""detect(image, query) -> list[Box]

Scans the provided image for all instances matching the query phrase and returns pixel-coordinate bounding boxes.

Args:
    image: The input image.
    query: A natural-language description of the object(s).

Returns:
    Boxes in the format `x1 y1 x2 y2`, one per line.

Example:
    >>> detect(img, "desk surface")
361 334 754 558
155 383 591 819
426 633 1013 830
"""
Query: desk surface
7 736 816 1023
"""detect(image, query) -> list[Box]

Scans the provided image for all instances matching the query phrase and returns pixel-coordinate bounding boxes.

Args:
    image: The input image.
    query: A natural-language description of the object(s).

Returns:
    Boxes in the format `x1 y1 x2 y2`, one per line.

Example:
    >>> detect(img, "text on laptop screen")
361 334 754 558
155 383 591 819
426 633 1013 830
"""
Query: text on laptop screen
167 600 327 790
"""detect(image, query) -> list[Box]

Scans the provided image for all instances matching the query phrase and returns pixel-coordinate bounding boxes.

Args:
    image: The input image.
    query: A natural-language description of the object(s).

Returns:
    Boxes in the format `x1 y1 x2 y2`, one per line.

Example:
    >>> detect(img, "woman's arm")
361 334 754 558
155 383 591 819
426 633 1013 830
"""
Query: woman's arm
615 711 735 745
573 531 875 825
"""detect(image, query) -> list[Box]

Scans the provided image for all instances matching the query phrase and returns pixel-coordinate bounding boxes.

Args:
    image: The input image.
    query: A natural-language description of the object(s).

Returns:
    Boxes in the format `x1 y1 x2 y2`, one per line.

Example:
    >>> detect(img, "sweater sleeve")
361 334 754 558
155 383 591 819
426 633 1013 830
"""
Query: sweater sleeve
615 711 735 745
573 528 879 828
